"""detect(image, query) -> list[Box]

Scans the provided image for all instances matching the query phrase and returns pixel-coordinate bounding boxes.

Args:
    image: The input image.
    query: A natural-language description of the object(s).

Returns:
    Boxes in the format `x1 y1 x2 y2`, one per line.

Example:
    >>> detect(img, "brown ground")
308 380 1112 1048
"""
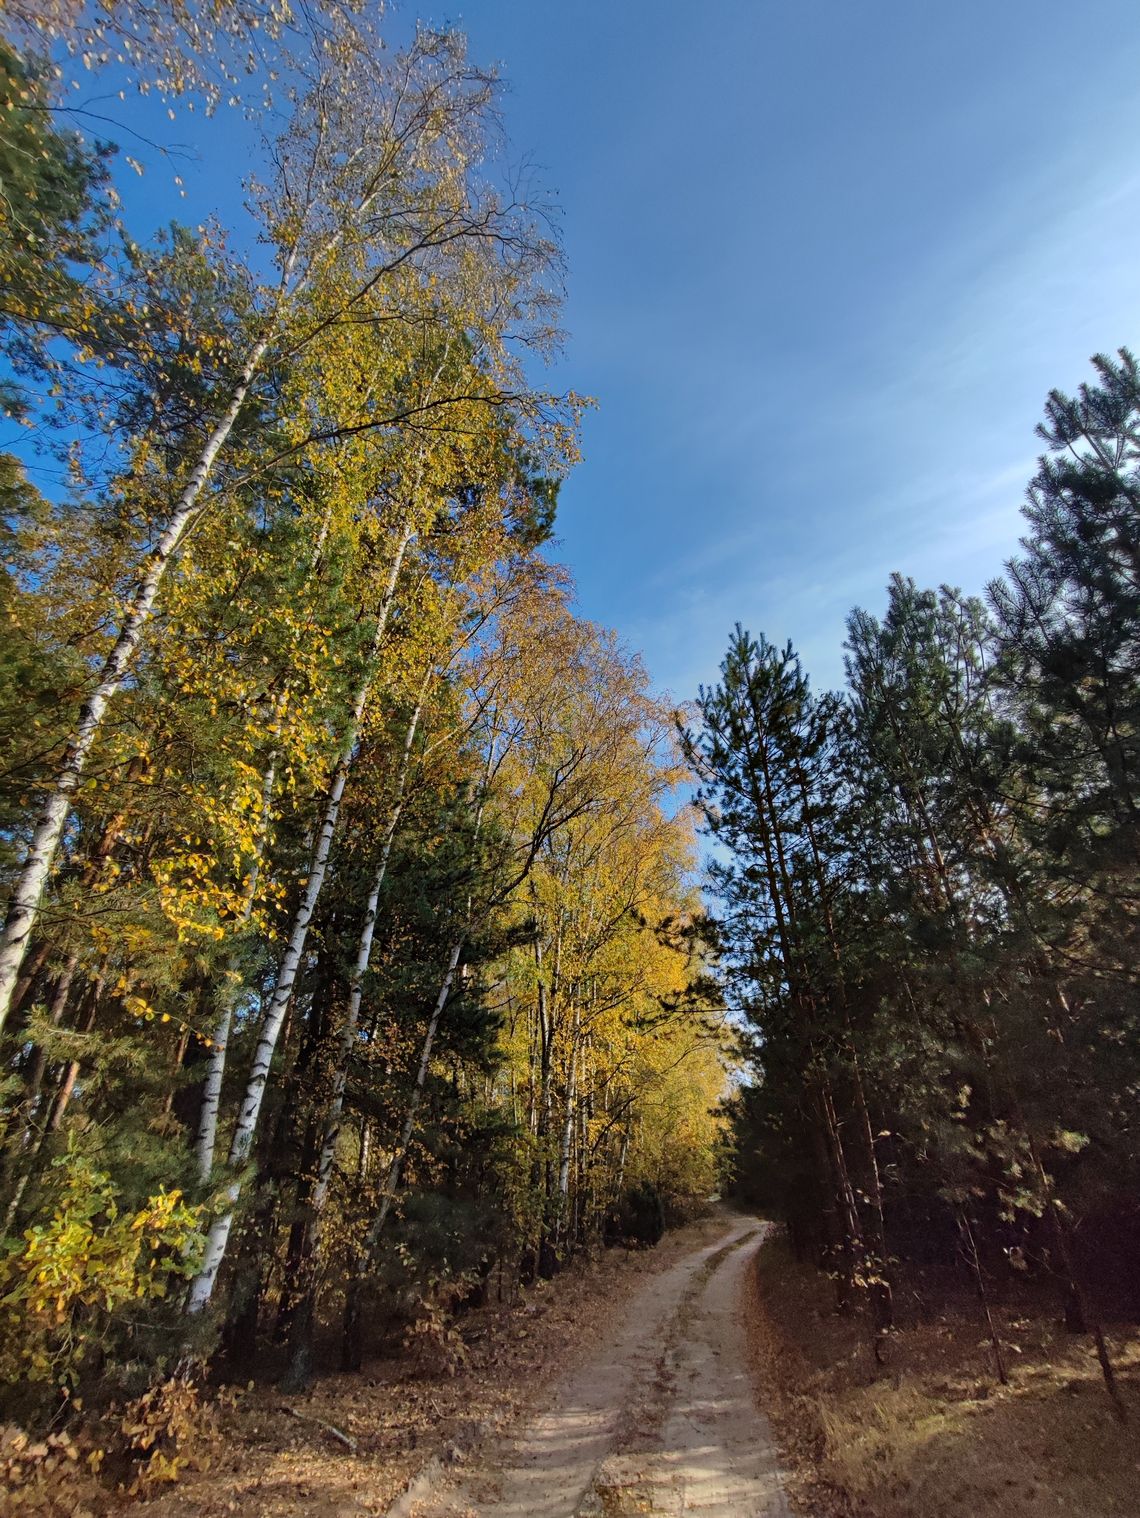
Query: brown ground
124 1212 734 1518
418 1212 791 1516
746 1230 1140 1518
12 1217 1137 1518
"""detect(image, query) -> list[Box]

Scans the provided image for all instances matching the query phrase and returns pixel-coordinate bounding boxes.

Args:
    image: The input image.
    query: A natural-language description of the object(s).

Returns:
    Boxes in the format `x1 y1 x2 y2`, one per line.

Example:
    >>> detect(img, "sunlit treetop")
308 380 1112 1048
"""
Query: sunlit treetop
3 0 377 115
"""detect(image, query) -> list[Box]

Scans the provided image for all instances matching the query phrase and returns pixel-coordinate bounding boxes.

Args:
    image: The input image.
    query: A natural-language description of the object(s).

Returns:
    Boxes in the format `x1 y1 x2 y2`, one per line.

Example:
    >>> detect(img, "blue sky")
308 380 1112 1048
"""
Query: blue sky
66 0 1140 697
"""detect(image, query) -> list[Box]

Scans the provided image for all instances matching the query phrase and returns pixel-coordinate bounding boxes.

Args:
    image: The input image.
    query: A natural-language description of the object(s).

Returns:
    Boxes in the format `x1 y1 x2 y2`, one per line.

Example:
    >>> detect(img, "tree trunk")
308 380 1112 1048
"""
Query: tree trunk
0 331 277 1033
556 1008 580 1251
280 693 425 1386
341 936 464 1371
957 1207 1008 1385
194 755 279 1183
2 952 77 1202
186 524 414 1314
3 973 102 1232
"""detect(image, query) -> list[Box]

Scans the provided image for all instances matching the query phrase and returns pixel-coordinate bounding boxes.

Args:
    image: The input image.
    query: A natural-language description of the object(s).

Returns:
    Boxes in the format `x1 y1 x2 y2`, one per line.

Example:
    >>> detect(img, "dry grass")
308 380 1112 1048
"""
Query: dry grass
747 1231 1140 1518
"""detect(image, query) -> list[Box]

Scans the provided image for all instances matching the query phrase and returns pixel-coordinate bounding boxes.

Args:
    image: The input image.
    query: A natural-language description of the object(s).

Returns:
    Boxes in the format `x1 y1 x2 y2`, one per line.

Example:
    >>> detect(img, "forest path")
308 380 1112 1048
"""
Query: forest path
412 1214 791 1518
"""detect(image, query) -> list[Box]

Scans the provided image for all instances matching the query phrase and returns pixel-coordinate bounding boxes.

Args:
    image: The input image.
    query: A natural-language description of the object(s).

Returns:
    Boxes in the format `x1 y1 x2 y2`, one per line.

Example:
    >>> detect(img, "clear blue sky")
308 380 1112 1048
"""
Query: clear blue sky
76 0 1140 696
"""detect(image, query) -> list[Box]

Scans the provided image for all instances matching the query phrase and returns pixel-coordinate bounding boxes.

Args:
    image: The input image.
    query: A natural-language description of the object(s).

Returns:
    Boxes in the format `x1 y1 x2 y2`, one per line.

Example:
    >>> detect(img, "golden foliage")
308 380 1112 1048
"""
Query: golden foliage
0 1152 203 1388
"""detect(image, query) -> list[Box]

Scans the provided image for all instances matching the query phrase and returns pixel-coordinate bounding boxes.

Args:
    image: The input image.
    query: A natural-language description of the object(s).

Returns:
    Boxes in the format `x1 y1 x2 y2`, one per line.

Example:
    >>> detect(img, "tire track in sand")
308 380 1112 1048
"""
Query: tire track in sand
411 1216 791 1518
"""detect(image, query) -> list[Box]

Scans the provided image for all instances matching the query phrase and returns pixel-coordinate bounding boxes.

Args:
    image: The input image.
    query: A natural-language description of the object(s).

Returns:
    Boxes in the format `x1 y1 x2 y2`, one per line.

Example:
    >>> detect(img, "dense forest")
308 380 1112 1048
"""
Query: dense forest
0 2 725 1447
0 1 1137 1507
700 351 1139 1417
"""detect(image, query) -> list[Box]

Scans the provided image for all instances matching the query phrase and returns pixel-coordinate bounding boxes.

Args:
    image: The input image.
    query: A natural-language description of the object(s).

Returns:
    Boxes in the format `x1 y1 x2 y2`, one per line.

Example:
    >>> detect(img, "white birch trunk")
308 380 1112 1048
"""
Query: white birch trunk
186 525 413 1313
615 1128 630 1197
351 730 497 1268
558 1017 579 1203
193 478 343 1186
0 100 479 1034
308 686 425 1220
0 327 275 1034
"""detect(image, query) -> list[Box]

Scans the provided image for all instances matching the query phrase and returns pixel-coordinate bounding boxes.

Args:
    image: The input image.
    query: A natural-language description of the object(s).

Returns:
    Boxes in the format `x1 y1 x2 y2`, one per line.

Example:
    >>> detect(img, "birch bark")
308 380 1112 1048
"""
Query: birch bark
186 523 414 1313
0 61 469 1030
0 326 278 1032
306 685 426 1222
339 733 500 1367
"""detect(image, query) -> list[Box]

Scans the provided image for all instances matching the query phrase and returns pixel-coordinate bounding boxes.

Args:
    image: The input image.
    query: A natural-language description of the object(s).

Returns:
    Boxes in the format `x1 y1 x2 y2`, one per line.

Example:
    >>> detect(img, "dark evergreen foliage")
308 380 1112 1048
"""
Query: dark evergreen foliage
708 353 1140 1411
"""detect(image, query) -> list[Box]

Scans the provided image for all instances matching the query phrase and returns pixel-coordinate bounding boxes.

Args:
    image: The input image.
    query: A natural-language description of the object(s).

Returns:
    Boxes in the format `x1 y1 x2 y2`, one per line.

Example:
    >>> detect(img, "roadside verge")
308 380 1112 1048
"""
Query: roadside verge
745 1228 1140 1518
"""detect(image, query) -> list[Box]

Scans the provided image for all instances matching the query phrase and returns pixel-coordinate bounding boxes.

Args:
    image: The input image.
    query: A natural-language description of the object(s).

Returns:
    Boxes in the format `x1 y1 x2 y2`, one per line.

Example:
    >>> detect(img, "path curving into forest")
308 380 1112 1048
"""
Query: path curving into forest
411 1214 791 1518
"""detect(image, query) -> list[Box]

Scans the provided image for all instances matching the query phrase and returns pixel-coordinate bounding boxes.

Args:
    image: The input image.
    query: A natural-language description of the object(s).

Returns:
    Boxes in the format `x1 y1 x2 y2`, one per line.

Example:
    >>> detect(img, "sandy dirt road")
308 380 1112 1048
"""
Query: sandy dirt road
413 1214 791 1518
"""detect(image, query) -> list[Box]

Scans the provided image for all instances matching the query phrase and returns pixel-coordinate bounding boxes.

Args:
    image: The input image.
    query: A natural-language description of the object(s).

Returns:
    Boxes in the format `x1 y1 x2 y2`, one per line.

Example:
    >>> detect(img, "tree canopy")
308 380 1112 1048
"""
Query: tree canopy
0 7 727 1433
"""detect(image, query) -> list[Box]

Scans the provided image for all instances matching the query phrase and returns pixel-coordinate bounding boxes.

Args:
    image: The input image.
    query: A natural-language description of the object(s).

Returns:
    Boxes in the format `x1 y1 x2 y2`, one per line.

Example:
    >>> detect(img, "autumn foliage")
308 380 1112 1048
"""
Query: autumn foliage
0 3 728 1444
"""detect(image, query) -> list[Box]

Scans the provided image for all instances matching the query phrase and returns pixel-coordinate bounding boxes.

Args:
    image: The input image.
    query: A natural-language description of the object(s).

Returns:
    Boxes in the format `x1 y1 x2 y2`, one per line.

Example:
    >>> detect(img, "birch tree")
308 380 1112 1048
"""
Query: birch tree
0 21 572 1030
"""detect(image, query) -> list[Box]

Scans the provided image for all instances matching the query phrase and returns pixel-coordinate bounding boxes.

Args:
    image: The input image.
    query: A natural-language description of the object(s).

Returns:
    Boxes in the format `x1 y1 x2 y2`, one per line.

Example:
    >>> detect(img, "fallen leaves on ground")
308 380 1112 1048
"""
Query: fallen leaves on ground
127 1214 727 1518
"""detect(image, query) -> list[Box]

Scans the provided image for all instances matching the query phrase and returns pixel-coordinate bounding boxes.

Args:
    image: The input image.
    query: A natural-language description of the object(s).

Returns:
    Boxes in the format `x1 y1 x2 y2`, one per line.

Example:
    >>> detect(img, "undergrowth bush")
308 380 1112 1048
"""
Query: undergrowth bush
113 1374 222 1496
614 1180 666 1245
0 1146 203 1415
